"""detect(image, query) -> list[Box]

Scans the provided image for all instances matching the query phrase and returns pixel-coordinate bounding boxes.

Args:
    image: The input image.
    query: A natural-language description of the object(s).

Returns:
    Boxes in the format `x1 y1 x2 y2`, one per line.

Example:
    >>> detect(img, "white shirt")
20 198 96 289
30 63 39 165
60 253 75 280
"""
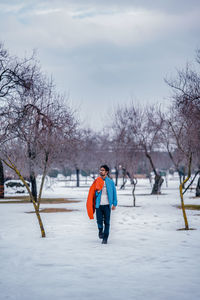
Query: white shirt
100 181 109 205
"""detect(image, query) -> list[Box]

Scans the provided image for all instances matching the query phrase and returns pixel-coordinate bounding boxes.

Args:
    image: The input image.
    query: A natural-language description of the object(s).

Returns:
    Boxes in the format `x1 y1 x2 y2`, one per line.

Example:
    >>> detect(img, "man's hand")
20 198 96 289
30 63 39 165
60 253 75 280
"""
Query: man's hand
112 205 116 210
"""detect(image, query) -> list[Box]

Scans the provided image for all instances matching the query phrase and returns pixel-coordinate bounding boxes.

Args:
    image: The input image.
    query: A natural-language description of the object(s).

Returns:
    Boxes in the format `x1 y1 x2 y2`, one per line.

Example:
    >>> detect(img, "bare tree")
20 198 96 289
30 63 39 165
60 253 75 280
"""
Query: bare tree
0 43 37 198
0 91 77 237
0 42 35 99
0 141 46 237
165 55 200 229
110 115 140 204
63 129 110 186
0 47 78 237
111 103 164 195
165 49 200 177
160 108 188 185
165 50 200 226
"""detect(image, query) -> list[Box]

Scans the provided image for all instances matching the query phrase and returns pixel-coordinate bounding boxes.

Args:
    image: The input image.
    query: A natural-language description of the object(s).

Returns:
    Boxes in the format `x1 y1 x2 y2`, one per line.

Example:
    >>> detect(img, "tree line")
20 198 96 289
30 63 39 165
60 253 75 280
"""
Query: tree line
0 42 199 236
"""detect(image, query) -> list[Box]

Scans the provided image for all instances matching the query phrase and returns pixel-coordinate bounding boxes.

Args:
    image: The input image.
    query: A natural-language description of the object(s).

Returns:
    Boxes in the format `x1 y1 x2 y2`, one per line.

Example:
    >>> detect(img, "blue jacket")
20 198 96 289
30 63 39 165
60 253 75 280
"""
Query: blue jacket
95 176 117 208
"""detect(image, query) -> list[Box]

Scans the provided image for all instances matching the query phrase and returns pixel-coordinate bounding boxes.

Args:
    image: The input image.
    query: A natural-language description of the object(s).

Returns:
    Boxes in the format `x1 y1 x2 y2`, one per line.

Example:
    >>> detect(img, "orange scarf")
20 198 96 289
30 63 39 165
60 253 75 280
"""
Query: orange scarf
86 177 104 219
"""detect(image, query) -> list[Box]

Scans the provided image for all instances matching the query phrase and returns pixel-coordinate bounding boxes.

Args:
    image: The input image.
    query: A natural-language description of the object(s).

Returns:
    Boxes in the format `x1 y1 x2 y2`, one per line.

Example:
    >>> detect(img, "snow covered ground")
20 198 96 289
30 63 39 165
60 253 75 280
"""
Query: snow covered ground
0 176 200 300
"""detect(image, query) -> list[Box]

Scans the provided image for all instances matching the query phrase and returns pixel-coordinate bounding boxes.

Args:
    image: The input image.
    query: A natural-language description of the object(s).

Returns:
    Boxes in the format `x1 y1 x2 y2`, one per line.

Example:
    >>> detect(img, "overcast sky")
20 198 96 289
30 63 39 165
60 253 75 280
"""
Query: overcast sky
0 0 200 129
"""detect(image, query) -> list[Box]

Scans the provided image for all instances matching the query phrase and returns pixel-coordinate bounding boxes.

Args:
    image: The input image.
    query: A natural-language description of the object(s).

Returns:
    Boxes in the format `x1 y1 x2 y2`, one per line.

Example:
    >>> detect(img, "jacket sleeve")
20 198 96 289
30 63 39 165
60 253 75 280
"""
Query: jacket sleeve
86 182 96 219
112 181 117 207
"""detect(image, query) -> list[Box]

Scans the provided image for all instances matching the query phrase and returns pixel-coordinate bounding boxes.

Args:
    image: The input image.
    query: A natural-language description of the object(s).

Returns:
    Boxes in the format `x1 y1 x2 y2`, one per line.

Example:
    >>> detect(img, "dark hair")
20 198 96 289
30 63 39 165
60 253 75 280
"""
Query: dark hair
100 165 110 174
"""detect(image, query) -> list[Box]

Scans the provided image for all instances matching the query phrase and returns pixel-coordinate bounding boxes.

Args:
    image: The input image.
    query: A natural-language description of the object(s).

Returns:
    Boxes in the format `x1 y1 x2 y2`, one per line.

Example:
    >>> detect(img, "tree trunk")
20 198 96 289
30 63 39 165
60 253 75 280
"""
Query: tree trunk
178 171 182 185
120 168 127 189
180 182 189 230
145 151 164 195
120 170 127 190
30 173 37 202
147 172 152 187
179 154 192 230
115 166 118 186
0 159 4 198
132 178 137 207
151 174 164 195
120 179 127 189
2 157 46 237
28 145 37 202
76 168 80 187
196 177 200 197
38 173 46 208
32 200 46 238
178 166 186 188
37 152 49 210
145 152 157 176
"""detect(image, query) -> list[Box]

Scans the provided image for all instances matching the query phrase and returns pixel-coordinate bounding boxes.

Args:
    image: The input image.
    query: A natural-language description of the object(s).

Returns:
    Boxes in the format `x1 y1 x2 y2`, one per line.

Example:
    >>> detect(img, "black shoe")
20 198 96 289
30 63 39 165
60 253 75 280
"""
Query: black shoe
98 230 103 239
102 239 107 244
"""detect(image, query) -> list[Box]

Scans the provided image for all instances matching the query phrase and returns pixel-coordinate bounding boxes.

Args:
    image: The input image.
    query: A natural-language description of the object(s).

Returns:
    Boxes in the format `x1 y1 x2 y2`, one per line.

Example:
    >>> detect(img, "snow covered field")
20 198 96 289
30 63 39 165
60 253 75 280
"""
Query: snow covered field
0 177 200 300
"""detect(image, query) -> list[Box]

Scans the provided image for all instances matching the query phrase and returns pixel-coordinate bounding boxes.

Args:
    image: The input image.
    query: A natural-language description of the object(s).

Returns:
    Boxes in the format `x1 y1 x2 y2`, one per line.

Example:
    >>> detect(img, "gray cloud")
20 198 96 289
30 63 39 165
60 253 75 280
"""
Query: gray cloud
0 0 200 129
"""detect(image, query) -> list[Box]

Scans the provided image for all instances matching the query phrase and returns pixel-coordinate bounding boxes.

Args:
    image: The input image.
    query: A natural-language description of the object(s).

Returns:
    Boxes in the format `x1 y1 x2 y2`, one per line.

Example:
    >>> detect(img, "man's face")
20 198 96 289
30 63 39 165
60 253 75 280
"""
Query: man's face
100 167 108 178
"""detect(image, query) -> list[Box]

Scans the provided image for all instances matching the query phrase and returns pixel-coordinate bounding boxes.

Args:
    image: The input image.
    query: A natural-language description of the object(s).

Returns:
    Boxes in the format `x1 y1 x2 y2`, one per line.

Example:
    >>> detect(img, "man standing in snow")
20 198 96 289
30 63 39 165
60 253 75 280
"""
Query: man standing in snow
86 165 117 244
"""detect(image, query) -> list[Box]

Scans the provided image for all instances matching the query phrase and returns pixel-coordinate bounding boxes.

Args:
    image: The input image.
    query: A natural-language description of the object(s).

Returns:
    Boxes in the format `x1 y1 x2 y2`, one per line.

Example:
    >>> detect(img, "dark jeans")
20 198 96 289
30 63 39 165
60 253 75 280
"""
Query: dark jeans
96 205 111 240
